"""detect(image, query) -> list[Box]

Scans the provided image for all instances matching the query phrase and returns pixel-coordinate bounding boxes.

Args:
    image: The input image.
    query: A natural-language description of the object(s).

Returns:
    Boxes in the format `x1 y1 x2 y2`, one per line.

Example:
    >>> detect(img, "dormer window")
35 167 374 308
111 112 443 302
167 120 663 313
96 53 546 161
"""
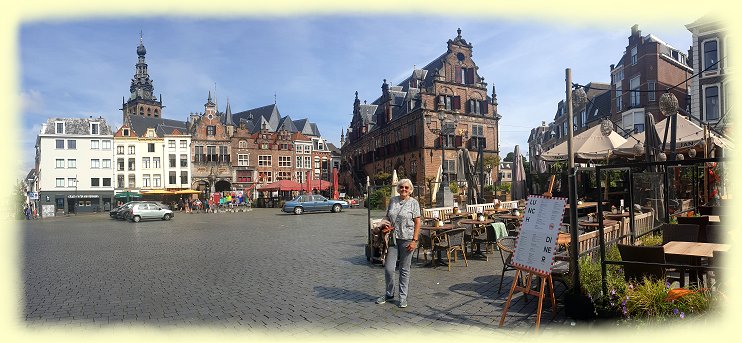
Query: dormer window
55 122 65 134
123 128 130 136
90 123 100 135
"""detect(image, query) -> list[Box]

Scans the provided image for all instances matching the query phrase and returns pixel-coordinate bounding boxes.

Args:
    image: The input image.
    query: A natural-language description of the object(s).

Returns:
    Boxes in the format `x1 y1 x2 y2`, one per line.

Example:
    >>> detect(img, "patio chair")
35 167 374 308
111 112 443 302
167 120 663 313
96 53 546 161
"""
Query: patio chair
697 206 719 215
676 216 709 242
661 223 701 287
703 224 725 244
432 228 468 271
414 233 433 263
617 244 666 283
496 236 518 293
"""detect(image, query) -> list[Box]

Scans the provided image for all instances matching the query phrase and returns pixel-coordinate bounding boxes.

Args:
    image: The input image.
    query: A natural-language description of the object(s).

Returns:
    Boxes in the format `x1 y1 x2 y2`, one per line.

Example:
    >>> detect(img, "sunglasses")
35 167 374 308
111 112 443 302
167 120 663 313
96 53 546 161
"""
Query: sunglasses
399 186 410 190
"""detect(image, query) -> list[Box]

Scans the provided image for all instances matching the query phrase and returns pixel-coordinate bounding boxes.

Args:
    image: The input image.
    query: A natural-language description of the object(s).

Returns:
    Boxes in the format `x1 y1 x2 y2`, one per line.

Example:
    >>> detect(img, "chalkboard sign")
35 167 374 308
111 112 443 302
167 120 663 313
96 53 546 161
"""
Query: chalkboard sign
511 195 567 275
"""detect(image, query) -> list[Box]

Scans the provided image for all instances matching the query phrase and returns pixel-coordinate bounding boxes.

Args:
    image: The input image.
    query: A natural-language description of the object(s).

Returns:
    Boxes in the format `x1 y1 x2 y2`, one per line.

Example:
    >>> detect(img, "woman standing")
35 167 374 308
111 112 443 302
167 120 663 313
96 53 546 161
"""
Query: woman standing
376 178 421 308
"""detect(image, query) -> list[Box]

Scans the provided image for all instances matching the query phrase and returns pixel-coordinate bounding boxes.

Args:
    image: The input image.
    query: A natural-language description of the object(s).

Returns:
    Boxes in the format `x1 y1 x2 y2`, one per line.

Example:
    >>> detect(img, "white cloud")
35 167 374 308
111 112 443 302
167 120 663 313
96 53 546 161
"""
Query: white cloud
20 89 45 113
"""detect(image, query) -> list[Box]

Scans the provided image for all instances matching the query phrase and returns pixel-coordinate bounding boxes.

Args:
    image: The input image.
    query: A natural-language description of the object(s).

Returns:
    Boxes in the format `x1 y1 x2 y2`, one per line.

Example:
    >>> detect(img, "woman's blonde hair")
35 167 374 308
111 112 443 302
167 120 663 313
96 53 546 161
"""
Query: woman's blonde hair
397 178 414 194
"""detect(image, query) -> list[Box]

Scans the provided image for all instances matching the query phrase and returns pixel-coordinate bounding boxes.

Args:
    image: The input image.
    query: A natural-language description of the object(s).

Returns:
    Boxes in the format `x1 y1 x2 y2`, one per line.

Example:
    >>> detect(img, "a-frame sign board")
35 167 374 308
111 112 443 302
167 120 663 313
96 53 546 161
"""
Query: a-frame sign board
498 189 566 333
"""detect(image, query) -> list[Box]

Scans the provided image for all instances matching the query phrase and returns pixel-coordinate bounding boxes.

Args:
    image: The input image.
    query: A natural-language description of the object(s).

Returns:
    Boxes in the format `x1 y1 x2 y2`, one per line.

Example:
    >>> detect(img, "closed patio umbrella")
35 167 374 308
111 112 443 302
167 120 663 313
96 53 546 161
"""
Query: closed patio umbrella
511 145 527 201
114 191 142 203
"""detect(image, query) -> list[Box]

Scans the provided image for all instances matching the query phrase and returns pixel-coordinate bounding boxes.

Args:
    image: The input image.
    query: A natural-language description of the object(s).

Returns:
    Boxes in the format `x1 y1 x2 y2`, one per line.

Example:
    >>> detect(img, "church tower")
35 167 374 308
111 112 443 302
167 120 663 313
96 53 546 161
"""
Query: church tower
121 33 164 122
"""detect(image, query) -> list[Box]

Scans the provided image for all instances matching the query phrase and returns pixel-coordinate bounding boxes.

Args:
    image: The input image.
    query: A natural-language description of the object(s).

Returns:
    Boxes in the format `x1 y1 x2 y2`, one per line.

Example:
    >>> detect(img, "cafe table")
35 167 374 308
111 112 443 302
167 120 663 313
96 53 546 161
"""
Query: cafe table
705 215 721 223
663 241 730 258
496 214 523 234
458 218 495 259
419 224 454 267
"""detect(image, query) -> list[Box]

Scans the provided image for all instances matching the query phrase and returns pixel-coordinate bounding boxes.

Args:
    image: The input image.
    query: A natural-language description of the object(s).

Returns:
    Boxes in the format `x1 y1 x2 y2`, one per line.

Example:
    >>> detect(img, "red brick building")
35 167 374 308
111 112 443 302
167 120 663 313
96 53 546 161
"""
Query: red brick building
341 29 501 203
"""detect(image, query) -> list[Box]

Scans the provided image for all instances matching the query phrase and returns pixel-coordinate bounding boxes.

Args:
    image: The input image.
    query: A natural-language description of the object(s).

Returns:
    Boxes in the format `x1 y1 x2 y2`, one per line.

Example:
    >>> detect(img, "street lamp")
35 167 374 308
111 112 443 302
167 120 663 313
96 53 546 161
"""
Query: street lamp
659 92 680 160
425 104 458 206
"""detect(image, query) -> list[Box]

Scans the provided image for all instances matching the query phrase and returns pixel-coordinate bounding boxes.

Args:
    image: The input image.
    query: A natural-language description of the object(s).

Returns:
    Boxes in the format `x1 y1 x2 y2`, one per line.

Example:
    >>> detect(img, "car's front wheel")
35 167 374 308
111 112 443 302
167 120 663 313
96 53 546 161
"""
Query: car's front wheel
163 213 172 221
132 215 141 223
293 207 303 215
332 204 341 213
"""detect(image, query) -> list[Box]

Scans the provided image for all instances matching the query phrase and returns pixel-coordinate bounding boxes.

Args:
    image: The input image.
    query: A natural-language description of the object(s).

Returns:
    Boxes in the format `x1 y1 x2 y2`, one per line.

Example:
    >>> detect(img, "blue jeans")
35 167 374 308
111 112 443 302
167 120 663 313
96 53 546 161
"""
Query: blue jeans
384 239 414 302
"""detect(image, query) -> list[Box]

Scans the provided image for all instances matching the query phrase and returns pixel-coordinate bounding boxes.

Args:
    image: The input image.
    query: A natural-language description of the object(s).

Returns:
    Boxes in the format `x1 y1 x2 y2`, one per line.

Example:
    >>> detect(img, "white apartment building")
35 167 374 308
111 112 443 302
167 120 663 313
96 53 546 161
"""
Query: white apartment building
35 117 115 216
113 116 190 197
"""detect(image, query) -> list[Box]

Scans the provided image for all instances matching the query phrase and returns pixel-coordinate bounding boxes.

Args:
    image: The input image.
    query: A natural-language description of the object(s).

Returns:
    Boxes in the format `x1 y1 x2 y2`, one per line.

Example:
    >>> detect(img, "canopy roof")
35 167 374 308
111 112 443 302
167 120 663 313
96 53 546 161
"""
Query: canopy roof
541 124 627 161
614 114 733 156
258 179 303 192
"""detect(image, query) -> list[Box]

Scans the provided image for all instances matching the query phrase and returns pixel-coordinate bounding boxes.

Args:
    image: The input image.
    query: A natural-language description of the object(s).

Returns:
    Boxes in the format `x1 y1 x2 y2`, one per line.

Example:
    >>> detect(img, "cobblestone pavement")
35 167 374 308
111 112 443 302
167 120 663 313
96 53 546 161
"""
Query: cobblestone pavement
21 208 585 337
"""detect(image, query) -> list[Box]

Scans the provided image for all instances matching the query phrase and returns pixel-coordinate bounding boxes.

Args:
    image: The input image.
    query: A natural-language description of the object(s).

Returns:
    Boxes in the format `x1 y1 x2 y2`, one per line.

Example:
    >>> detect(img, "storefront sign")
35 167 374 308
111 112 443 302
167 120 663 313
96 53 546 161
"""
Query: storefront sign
511 195 567 275
67 194 100 199
27 192 39 200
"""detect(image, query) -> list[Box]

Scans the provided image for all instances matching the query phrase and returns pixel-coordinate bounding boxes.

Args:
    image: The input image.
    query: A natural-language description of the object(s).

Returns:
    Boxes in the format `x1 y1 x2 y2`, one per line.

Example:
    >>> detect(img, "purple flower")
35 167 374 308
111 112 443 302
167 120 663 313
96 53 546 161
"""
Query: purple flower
610 289 616 296
665 281 671 289
673 308 679 315
680 312 685 319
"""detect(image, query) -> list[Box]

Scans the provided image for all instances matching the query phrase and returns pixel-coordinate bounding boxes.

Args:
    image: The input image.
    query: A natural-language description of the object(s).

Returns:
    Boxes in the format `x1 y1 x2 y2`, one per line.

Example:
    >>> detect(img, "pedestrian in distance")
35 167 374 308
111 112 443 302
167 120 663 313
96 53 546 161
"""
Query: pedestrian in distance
375 178 421 309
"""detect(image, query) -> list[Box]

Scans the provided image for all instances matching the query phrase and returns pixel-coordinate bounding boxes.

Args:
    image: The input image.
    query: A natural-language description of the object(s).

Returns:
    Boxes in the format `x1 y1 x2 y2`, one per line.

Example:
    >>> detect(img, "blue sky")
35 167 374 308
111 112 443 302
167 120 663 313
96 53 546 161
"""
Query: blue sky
19 15 696 175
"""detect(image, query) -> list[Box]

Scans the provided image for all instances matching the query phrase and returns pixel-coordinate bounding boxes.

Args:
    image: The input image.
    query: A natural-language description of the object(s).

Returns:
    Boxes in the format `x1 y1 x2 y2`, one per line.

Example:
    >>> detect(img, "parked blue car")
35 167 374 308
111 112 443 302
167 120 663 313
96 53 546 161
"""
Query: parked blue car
282 195 349 215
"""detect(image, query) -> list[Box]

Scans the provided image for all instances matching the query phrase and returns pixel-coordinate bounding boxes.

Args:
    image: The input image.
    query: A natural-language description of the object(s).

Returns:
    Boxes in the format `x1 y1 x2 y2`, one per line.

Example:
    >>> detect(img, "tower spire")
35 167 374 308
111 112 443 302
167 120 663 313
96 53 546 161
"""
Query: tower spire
121 32 163 121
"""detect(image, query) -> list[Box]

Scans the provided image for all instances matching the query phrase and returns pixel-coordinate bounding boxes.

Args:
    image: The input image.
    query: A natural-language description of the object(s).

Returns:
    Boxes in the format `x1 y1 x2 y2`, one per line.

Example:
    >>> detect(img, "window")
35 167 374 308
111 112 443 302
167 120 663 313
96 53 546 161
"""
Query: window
142 157 150 169
56 159 64 168
622 110 645 134
704 86 720 121
207 146 217 162
237 170 250 183
615 86 622 110
296 156 302 169
180 140 187 149
68 178 77 187
102 140 111 150
220 146 229 163
648 81 656 102
117 158 124 171
258 155 272 167
102 178 111 187
580 110 587 127
153 175 161 188
304 145 311 154
169 154 176 168
180 154 188 167
90 159 100 169
128 145 135 154
470 124 485 149
195 146 204 163
263 171 273 183
90 140 100 149
240 140 248 149
55 122 64 134
68 139 76 149
90 123 100 135
304 156 311 169
128 158 135 171
703 40 719 71
68 159 76 168
180 171 188 185
443 160 455 180
128 175 136 189
143 175 150 187
443 122 456 147
153 157 160 168
117 145 124 155
629 75 641 107
91 178 100 187
148 143 155 152
123 128 130 136
238 154 249 166
207 126 216 136
630 46 638 65
56 178 64 187
295 144 302 153
279 156 291 168
314 156 320 169
168 140 176 149
56 139 64 149
260 143 269 150
169 171 177 185
117 175 124 188
562 122 568 137
102 159 111 169
276 171 291 180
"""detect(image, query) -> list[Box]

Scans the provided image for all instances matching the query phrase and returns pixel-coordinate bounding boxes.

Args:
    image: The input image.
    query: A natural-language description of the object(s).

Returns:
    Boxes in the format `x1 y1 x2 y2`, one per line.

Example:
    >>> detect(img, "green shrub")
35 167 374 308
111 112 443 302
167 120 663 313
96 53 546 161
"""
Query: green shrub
484 184 495 192
368 186 391 210
636 234 662 247
448 181 459 194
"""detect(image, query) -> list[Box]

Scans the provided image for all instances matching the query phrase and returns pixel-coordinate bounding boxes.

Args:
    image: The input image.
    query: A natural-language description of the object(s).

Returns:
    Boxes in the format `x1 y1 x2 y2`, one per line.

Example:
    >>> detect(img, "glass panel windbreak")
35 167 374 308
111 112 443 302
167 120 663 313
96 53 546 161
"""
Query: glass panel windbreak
632 171 665 231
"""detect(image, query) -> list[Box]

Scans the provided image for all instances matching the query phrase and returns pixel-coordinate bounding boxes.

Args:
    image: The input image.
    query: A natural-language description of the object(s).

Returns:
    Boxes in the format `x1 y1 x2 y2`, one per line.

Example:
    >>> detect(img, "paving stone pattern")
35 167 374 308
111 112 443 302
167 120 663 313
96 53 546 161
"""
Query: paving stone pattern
22 209 582 335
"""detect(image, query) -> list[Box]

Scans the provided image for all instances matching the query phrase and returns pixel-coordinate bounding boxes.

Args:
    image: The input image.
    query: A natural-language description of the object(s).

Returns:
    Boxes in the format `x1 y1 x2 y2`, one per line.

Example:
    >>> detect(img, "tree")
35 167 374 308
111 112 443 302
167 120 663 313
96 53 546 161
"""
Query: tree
14 179 27 219
503 152 514 162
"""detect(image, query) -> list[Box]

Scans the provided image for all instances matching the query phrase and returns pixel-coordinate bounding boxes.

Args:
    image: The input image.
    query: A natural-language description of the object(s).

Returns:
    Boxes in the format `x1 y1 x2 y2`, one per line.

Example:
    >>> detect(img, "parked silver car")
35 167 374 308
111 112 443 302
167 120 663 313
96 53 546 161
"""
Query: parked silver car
126 202 174 222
